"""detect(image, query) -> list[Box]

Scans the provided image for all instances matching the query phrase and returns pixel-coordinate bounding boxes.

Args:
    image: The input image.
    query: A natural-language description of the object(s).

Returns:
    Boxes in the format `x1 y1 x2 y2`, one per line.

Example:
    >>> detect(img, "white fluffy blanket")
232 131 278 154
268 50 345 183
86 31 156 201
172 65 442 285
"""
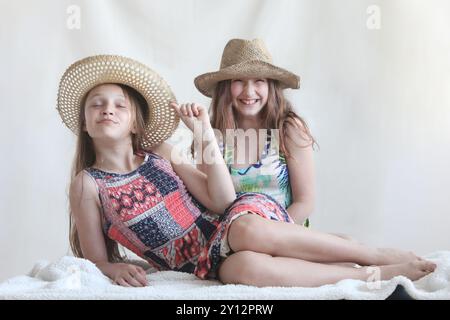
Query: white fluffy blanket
1 252 449 300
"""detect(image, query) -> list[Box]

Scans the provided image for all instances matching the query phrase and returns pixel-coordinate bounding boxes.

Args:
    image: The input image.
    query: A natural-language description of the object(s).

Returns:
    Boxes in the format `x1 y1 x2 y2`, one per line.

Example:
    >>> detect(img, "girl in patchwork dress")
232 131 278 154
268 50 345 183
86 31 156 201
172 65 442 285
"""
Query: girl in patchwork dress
59 55 435 288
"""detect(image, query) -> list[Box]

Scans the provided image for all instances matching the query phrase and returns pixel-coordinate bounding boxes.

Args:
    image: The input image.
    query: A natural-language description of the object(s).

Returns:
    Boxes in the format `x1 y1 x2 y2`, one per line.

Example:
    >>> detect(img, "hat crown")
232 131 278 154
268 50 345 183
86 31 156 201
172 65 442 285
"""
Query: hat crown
219 39 273 69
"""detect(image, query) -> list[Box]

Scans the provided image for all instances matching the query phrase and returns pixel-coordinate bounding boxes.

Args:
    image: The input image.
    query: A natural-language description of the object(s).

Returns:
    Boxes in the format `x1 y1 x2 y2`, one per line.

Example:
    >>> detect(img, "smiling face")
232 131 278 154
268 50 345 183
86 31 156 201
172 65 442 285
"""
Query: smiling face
83 84 137 143
230 78 269 119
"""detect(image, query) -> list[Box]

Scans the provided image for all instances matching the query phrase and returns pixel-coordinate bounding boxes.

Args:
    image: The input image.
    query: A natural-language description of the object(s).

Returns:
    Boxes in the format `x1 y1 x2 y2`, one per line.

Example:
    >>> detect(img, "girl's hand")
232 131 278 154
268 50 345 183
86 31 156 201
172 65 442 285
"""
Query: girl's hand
170 102 210 132
99 262 148 287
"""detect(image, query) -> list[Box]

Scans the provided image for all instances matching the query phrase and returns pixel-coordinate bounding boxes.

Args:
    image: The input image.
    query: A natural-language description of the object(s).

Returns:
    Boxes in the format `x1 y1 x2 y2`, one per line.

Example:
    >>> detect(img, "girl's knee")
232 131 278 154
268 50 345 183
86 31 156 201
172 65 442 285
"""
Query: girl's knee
227 214 266 252
218 251 265 285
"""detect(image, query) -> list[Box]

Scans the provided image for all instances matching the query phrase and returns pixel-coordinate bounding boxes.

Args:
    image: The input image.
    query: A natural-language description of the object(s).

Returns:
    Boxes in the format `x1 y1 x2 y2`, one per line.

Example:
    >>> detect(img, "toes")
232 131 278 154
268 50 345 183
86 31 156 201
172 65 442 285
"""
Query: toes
427 261 437 270
430 263 437 272
420 261 436 273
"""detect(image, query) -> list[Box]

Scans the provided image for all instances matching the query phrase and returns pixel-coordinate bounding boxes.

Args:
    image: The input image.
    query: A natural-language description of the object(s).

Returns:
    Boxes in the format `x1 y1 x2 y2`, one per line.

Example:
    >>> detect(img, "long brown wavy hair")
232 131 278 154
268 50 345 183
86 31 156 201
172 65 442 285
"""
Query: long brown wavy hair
69 84 148 262
205 79 318 159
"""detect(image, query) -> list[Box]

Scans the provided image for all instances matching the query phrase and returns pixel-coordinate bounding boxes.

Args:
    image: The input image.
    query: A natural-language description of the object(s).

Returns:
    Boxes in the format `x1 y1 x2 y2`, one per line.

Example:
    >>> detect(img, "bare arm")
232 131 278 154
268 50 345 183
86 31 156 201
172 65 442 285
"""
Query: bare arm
284 119 316 224
69 171 148 287
69 171 109 265
162 102 236 214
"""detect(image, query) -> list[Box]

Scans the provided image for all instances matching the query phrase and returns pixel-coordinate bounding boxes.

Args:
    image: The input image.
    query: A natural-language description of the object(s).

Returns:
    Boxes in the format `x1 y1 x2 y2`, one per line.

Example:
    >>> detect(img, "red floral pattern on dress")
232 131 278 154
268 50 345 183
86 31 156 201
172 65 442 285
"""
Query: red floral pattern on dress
86 151 293 280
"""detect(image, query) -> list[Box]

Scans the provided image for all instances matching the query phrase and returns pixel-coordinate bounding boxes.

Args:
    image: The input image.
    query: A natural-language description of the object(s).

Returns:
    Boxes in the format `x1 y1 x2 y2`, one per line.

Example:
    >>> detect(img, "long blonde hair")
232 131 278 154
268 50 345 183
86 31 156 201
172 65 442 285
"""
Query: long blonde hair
69 84 148 262
207 79 318 159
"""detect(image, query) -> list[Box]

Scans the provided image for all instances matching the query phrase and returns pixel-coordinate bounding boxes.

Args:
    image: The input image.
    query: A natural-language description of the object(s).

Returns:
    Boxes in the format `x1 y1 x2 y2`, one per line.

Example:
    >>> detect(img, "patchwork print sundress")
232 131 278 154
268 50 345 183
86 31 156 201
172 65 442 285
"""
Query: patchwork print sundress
84 150 293 280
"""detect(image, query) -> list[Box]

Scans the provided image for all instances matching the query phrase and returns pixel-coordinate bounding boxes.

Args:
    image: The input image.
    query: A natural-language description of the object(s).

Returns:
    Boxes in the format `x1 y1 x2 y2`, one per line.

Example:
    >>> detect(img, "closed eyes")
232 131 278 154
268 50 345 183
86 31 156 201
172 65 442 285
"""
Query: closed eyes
89 102 128 108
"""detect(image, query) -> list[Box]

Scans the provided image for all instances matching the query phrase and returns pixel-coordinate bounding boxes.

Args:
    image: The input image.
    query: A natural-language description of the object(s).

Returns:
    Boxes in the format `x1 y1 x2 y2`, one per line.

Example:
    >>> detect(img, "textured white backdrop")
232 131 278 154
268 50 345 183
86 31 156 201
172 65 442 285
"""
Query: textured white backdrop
0 0 449 281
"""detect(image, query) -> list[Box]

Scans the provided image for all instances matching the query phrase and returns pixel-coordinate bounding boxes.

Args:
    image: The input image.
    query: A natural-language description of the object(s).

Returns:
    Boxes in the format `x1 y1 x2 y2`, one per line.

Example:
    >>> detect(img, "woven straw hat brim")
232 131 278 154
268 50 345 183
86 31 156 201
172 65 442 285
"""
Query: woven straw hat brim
57 55 179 149
194 60 300 97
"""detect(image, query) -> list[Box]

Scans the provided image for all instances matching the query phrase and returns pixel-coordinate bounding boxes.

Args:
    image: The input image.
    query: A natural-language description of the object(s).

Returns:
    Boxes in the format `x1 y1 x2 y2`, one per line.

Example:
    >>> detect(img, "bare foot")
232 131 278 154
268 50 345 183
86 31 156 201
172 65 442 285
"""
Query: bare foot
375 248 420 265
364 259 437 282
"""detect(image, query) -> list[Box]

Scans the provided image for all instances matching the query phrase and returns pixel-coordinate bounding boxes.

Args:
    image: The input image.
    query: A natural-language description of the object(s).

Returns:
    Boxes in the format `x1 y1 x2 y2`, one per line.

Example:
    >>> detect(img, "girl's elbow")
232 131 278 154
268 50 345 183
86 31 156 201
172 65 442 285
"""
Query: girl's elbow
224 194 237 208
295 197 315 211
306 201 315 215
213 194 236 214
304 202 315 216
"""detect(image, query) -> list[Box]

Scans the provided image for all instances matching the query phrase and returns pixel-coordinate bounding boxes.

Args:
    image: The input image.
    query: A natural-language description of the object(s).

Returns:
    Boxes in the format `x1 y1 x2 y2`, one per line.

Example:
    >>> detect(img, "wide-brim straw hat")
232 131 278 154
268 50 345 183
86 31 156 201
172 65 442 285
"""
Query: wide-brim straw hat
194 38 300 97
57 54 179 149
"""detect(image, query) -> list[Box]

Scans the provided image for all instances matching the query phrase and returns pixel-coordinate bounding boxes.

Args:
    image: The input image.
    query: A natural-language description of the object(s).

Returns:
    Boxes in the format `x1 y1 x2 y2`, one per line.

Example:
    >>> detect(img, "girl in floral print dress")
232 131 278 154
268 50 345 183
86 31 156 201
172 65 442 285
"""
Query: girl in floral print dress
194 38 317 228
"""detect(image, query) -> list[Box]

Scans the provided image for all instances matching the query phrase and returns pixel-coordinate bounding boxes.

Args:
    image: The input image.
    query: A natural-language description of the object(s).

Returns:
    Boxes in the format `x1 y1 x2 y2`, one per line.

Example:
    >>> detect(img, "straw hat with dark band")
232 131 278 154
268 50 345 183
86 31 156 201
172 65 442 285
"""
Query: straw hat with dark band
57 54 179 148
194 38 300 97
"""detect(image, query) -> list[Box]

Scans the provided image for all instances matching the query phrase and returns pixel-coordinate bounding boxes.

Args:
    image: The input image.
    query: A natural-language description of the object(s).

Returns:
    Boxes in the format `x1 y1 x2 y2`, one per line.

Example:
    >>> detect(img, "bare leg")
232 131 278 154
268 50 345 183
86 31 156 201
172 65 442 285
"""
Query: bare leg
329 232 359 244
227 214 418 266
218 251 436 287
327 233 360 267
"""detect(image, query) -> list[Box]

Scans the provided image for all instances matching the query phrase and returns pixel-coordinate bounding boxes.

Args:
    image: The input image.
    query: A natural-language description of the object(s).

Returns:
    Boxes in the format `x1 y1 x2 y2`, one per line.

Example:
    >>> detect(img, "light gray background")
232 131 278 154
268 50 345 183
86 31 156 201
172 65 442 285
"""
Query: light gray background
1 0 449 281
